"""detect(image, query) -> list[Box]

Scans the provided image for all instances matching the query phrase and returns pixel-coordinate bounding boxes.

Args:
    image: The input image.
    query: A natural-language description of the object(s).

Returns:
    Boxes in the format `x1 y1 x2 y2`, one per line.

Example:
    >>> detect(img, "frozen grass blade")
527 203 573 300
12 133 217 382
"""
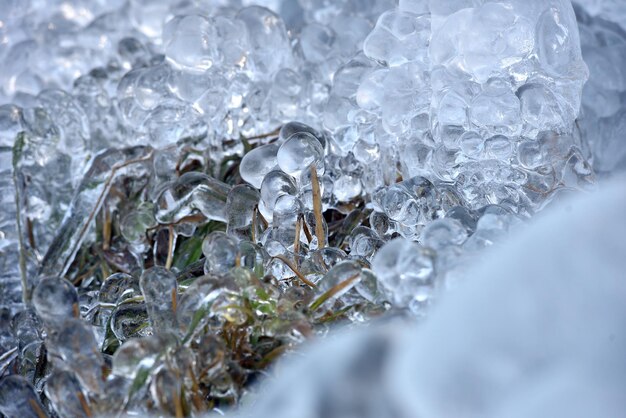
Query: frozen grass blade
310 164 325 248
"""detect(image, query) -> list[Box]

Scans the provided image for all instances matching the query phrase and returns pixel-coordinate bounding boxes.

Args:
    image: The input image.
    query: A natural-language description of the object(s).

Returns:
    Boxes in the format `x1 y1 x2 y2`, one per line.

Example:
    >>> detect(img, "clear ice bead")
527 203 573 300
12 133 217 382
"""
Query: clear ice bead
363 9 430 67
420 218 468 250
155 172 230 224
32 277 79 327
120 203 156 244
99 273 141 305
279 121 325 148
277 132 325 178
348 226 383 259
163 15 220 73
239 143 279 189
260 169 298 214
112 334 171 378
273 194 302 227
11 308 41 357
139 266 178 332
316 260 364 302
110 303 152 341
372 238 436 307
202 231 238 275
236 6 293 77
226 184 261 230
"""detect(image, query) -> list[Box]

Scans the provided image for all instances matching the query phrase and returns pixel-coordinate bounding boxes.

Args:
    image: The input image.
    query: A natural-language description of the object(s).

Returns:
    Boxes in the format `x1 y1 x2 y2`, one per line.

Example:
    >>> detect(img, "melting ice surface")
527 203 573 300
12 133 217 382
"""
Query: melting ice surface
0 0 625 417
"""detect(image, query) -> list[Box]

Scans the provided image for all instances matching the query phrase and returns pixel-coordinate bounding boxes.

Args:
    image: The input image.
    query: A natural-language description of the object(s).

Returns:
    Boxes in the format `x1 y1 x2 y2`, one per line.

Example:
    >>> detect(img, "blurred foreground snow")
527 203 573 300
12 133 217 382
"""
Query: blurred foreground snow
228 176 626 418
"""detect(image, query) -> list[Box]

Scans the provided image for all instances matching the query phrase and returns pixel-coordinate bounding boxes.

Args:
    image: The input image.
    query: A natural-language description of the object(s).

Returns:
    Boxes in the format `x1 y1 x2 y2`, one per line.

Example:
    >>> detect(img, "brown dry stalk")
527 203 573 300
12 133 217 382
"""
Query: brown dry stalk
28 399 47 418
243 126 281 143
251 205 258 242
309 272 360 311
293 215 302 256
302 216 313 243
165 225 175 270
173 387 184 418
257 206 269 229
309 165 325 248
77 391 93 417
187 366 204 411
26 218 37 252
102 208 111 251
258 344 288 368
171 287 177 313
273 255 316 288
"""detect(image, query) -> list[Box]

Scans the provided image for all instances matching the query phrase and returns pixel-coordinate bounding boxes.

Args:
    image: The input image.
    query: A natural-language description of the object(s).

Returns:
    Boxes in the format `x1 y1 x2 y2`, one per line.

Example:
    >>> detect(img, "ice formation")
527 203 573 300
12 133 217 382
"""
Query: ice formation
0 0 624 416
229 176 626 418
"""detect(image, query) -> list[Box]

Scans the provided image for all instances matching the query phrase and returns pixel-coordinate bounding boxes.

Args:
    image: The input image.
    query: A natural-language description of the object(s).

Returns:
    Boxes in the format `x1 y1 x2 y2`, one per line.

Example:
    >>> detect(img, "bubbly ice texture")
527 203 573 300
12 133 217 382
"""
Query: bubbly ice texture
228 176 626 418
372 238 436 309
428 0 591 209
430 0 587 133
0 0 624 416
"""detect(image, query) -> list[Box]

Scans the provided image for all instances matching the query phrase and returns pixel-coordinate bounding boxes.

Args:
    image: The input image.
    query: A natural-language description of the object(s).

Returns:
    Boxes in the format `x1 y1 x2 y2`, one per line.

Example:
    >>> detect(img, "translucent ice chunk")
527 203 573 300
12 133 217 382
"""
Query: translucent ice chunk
139 266 178 332
260 170 298 214
226 184 261 230
0 376 48 418
363 10 430 67
239 143 279 189
163 15 220 73
237 6 293 78
47 318 104 393
420 218 468 250
470 90 521 137
429 0 588 139
45 370 91 418
202 231 239 275
399 0 429 15
277 132 325 178
372 237 436 307
32 277 79 327
299 23 336 64
39 146 153 278
155 172 230 224
99 273 140 305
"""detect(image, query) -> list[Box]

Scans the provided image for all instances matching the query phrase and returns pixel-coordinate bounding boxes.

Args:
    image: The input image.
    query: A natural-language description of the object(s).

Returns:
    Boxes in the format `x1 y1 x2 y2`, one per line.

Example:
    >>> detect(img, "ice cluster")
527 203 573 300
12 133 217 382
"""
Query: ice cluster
0 0 625 416
230 177 626 418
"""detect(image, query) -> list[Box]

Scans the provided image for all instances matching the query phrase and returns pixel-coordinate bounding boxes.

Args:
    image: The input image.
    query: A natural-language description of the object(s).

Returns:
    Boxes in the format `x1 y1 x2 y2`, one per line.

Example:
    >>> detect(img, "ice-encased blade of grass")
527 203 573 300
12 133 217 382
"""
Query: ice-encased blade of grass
39 146 154 278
